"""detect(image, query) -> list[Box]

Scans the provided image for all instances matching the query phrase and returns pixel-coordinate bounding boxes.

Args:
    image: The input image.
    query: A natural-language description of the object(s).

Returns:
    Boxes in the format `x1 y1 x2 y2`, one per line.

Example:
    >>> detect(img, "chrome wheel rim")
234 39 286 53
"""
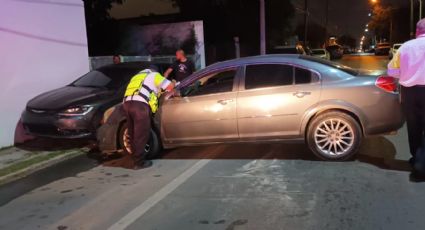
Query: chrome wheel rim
314 118 354 156
123 128 151 154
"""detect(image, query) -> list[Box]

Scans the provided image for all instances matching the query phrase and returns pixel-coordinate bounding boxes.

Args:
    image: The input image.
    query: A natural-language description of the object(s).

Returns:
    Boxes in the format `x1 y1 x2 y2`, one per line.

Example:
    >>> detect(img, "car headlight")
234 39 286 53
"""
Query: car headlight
58 106 94 116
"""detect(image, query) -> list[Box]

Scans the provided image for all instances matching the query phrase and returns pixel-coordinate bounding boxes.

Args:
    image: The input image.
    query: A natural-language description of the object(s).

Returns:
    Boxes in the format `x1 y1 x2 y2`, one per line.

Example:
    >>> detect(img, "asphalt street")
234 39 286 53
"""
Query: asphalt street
1 54 424 230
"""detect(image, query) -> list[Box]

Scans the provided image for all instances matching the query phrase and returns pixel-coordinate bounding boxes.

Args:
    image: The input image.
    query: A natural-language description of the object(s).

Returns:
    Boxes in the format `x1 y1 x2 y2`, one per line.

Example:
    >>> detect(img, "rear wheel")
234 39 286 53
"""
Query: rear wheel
307 111 362 161
118 122 162 159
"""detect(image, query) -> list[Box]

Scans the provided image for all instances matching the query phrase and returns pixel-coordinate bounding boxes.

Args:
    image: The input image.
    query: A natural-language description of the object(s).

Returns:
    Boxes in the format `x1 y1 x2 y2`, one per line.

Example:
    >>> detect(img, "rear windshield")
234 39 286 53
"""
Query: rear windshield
394 45 401 49
300 56 359 76
71 68 139 90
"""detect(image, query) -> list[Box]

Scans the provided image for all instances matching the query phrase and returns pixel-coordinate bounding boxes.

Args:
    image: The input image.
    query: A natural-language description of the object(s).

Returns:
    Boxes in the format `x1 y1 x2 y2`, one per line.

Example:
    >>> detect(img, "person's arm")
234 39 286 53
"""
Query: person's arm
154 73 174 92
387 50 401 78
164 68 173 78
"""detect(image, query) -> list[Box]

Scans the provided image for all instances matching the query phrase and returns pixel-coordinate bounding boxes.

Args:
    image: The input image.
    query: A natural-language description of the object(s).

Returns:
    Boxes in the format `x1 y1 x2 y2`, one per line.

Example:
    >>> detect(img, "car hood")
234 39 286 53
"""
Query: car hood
27 86 115 110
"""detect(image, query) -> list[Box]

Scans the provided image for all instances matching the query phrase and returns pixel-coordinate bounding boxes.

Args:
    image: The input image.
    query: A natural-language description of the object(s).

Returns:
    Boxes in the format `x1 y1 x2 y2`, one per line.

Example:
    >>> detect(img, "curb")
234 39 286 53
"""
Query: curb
0 150 85 186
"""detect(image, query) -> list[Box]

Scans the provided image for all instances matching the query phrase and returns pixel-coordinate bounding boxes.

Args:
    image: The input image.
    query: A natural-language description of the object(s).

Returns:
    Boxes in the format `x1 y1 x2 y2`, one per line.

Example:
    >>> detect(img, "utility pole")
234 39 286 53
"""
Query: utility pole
411 0 415 38
260 0 266 55
304 0 309 46
419 0 423 20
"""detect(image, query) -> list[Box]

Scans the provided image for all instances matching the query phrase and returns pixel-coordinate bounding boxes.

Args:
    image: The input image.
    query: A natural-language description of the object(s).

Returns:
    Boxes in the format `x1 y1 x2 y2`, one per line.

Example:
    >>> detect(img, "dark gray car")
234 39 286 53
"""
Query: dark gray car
98 55 404 161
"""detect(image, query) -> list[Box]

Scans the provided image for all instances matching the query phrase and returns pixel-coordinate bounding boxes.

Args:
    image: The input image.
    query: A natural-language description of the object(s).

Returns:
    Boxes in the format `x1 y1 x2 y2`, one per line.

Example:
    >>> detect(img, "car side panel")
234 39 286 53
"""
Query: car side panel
315 76 404 136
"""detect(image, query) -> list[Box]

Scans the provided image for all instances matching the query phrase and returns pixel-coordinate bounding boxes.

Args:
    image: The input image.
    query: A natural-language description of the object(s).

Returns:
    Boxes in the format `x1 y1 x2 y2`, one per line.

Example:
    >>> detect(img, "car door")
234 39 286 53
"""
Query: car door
237 63 321 139
160 67 240 144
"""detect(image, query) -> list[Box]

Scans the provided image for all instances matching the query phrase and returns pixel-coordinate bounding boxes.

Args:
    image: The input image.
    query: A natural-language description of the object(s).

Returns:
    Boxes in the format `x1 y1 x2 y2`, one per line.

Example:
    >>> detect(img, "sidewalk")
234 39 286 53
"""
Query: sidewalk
0 146 85 185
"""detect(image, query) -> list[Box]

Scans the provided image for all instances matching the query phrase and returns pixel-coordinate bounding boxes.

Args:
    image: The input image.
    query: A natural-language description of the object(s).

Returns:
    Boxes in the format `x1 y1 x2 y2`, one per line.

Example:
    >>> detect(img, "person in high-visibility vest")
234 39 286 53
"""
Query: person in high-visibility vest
123 65 174 169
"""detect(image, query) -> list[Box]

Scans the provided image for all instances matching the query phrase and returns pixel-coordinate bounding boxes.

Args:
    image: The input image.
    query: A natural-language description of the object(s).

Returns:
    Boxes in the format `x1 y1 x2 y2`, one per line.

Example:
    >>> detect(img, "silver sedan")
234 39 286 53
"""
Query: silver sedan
98 55 404 161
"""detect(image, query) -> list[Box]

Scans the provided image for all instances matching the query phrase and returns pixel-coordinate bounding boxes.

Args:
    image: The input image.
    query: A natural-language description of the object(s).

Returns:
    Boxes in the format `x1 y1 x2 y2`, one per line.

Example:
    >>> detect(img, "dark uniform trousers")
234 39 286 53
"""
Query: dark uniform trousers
401 85 425 156
123 101 151 163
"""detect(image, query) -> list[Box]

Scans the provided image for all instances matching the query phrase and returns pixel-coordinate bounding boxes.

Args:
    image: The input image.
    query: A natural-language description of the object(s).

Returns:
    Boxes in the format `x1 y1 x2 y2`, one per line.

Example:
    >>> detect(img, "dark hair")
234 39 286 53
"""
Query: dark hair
148 64 159 72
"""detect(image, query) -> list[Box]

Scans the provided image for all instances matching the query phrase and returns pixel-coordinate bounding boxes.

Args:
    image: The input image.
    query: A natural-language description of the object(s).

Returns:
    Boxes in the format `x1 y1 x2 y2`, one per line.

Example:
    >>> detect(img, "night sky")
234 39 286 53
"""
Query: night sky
294 0 408 39
110 0 409 40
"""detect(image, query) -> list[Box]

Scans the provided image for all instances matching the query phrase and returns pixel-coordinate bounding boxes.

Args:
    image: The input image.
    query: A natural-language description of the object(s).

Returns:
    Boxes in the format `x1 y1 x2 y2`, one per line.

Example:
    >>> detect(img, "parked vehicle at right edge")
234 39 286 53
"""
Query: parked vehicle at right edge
389 43 403 60
98 54 404 161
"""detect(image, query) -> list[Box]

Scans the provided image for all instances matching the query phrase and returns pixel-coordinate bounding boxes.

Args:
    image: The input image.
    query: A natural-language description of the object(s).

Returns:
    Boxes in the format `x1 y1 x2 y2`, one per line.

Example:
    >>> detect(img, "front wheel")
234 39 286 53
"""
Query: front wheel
307 111 362 161
118 122 162 159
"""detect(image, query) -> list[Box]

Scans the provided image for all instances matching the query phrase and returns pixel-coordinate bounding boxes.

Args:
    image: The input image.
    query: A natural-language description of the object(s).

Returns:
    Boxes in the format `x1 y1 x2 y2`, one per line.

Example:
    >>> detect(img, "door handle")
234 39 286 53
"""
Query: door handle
217 99 233 105
293 91 311 98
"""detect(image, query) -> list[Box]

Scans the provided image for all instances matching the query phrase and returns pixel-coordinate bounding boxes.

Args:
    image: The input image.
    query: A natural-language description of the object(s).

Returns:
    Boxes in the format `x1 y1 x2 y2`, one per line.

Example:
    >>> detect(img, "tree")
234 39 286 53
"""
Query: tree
338 35 357 49
368 4 393 41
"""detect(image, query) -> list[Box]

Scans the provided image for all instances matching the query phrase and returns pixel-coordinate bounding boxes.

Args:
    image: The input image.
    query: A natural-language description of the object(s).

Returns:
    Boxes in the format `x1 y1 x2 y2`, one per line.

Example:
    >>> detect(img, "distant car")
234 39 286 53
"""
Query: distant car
310 49 330 60
375 42 391 56
21 62 168 139
326 45 344 60
269 46 307 55
389 43 403 60
98 55 404 161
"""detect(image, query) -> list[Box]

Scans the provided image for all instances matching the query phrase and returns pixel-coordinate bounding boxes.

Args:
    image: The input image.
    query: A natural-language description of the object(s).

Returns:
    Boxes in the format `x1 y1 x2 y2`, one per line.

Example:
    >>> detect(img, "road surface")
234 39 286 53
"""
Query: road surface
1 54 424 230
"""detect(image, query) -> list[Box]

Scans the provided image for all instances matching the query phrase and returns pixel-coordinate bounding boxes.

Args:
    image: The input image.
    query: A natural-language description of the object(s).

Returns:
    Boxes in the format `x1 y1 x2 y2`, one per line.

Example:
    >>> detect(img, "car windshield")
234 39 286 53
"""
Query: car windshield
71 69 135 90
300 56 359 76
312 50 325 55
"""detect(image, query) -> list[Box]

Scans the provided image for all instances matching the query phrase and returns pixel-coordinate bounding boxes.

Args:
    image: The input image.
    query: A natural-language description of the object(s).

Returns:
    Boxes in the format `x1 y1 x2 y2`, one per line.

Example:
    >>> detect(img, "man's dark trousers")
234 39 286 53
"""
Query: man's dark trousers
401 86 425 157
123 101 151 164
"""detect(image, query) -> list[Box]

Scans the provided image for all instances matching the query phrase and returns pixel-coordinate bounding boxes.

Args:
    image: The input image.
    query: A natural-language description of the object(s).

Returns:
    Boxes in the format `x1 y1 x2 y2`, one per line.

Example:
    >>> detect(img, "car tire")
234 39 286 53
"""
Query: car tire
118 121 162 160
307 111 362 161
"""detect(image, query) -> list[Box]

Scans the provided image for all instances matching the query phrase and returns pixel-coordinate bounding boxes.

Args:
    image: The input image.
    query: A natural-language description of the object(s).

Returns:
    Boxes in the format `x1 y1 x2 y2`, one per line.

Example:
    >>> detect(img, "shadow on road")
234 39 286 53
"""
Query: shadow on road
357 136 412 172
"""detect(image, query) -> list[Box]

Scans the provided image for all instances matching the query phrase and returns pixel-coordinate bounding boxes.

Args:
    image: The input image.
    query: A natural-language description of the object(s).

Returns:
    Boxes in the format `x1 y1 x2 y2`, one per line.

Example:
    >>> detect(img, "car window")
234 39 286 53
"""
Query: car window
245 64 293 90
182 69 236 97
295 67 314 84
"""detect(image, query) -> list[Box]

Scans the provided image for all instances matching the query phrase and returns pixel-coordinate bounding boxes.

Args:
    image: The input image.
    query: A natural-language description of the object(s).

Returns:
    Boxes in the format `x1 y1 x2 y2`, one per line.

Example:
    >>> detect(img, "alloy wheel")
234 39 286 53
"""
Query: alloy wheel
314 118 354 157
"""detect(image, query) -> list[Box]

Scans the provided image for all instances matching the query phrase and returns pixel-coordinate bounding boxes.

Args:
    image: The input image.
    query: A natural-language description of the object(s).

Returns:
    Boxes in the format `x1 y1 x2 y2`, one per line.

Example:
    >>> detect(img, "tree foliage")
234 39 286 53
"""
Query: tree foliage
368 4 393 40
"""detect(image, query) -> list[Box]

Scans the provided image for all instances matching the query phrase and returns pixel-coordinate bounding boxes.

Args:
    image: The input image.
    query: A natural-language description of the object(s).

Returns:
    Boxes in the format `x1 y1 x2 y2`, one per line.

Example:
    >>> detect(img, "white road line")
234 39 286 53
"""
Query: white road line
108 159 211 230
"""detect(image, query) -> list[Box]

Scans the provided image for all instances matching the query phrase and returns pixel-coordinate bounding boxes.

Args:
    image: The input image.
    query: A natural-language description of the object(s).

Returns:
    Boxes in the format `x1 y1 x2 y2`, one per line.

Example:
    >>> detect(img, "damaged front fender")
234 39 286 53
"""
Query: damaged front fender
97 104 126 153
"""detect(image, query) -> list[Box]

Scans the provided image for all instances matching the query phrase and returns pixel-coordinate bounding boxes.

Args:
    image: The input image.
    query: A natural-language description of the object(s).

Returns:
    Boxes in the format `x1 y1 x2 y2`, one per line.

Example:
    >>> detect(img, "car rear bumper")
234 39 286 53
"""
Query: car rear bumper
363 94 405 136
21 110 96 139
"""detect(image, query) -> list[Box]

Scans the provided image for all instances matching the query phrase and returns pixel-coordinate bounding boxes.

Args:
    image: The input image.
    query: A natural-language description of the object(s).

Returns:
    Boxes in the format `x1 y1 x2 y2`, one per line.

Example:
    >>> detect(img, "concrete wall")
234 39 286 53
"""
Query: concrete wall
0 0 89 147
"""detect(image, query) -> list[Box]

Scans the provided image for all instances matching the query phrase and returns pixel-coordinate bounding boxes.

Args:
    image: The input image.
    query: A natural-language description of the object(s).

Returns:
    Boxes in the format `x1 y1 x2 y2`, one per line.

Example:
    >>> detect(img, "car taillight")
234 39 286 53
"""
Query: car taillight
375 76 398 93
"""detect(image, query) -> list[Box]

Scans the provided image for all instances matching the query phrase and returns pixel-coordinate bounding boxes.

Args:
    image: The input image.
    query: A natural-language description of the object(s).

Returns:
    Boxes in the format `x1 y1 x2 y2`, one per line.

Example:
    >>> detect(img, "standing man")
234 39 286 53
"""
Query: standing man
164 49 195 82
123 65 173 169
388 19 425 165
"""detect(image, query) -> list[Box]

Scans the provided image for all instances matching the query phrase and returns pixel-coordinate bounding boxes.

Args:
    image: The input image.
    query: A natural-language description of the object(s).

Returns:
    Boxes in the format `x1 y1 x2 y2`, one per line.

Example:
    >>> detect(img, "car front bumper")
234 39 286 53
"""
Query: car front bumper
21 109 96 139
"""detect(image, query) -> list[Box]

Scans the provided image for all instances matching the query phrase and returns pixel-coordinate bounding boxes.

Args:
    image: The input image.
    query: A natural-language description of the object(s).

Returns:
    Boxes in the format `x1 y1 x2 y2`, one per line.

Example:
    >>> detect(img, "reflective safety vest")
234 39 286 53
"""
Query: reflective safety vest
124 72 160 113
